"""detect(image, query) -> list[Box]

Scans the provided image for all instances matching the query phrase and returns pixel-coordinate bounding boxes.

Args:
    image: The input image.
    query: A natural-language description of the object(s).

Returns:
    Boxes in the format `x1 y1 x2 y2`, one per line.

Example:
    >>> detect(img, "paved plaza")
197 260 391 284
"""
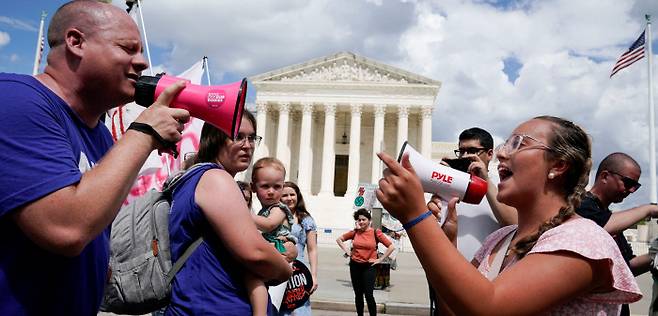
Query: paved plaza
100 245 655 316
310 245 654 316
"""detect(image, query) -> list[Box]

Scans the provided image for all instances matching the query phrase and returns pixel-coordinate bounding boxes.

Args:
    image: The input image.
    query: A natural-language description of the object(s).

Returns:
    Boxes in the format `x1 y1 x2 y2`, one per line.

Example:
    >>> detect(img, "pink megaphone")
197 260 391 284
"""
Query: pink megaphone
397 141 487 204
134 74 246 140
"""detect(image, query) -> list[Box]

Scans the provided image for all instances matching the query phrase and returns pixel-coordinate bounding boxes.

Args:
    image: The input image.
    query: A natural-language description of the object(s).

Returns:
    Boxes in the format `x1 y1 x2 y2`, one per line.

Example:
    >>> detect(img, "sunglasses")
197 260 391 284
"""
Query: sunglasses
607 170 641 191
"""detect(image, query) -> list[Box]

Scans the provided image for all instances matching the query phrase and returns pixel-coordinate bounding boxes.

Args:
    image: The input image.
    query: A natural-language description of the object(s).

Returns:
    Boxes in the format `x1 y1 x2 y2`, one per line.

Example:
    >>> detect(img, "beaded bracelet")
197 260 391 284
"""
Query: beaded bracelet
402 210 433 231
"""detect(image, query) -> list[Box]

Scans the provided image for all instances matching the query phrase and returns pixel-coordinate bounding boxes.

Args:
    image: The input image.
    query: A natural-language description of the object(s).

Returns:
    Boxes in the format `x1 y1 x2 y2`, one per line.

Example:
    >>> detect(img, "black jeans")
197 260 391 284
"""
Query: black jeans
349 260 377 316
428 279 439 316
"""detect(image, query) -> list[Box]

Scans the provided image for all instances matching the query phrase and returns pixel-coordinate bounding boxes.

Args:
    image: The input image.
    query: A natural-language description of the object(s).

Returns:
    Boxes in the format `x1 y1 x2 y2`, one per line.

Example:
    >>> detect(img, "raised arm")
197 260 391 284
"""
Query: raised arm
484 179 518 226
12 82 189 257
376 152 608 315
464 153 517 226
196 169 292 284
604 204 658 235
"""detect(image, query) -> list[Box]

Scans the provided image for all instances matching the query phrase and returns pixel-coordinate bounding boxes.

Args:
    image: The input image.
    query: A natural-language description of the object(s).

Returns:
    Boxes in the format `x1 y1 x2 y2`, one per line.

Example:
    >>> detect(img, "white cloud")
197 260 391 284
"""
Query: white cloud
115 0 658 208
393 0 657 208
121 0 415 75
0 31 9 47
0 31 11 48
0 16 37 32
9 53 18 62
365 0 384 6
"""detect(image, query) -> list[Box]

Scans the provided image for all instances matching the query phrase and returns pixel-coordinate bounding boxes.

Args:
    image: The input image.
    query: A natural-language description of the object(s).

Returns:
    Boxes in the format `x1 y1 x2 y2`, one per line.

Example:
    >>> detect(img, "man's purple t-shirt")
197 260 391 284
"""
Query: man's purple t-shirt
0 73 114 315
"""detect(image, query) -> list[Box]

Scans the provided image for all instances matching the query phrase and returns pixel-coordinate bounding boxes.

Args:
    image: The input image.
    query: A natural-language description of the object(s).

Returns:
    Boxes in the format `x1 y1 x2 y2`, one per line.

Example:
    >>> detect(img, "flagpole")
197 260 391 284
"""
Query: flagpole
132 0 171 175
203 56 212 85
32 11 47 75
135 0 154 76
647 15 657 205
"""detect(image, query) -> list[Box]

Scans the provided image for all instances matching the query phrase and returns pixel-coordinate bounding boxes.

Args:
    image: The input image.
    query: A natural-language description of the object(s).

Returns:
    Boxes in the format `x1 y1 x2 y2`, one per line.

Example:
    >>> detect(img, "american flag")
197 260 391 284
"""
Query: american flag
610 30 645 78
36 33 45 69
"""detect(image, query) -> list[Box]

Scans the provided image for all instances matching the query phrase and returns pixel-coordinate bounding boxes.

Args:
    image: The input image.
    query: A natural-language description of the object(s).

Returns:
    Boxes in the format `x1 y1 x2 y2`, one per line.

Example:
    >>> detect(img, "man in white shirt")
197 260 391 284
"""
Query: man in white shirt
427 127 517 315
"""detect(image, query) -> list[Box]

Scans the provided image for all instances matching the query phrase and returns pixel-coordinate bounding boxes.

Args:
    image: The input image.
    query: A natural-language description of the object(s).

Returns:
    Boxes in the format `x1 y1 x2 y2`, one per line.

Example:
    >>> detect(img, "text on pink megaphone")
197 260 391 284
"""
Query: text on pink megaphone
133 74 246 140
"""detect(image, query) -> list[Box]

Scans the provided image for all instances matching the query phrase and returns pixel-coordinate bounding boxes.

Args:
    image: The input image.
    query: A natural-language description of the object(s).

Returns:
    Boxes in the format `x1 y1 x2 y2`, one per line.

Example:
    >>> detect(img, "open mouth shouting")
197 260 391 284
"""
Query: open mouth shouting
498 165 512 182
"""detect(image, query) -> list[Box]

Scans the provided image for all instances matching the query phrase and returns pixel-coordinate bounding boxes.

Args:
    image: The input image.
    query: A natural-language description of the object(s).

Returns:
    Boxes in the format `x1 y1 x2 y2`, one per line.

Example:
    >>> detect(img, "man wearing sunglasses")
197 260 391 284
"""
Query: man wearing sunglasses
576 152 657 316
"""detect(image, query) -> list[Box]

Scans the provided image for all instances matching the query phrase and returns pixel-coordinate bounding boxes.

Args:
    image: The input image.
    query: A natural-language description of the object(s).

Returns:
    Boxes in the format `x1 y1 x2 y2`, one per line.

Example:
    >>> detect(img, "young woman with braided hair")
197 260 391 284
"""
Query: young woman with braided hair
376 116 641 315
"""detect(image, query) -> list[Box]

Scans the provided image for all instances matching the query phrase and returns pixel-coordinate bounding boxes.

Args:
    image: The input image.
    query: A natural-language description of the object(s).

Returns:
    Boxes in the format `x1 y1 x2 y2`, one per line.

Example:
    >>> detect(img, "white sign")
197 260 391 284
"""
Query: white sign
353 183 378 211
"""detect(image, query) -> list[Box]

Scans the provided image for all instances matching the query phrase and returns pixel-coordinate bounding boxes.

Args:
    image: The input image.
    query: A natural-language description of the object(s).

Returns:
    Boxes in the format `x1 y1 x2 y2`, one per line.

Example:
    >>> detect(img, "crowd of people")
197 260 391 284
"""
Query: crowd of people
2 1 658 316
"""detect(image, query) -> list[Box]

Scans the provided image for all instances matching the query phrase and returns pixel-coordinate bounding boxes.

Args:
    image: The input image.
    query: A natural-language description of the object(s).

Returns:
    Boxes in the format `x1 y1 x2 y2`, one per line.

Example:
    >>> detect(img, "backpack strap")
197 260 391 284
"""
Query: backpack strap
373 228 381 257
162 162 219 285
149 162 217 260
162 162 218 194
165 238 203 285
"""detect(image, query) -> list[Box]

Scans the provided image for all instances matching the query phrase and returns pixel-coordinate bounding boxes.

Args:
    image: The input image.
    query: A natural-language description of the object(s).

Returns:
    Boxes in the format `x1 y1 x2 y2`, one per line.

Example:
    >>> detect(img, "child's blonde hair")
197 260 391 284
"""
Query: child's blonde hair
251 157 286 183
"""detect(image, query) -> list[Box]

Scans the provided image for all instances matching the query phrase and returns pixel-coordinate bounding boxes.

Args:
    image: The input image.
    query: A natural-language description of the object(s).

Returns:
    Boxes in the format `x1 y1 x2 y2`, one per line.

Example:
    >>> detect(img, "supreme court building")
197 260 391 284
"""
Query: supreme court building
246 52 442 238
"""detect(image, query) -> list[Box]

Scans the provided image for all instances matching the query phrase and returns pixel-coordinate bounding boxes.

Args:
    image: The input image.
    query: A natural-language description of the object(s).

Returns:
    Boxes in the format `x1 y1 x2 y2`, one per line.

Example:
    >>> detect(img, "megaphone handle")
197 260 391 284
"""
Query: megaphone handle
438 199 449 227
161 143 179 159
128 122 179 158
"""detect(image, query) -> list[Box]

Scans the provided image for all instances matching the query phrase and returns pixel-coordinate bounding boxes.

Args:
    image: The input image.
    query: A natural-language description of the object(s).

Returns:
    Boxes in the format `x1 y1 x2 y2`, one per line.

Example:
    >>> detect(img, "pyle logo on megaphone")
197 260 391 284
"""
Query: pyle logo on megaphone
397 141 487 204
134 74 247 140
430 172 453 184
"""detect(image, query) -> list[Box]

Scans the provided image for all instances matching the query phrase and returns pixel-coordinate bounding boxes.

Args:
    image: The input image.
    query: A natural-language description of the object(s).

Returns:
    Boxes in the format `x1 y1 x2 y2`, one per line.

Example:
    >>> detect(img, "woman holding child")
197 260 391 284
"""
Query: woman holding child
165 111 293 316
377 116 641 315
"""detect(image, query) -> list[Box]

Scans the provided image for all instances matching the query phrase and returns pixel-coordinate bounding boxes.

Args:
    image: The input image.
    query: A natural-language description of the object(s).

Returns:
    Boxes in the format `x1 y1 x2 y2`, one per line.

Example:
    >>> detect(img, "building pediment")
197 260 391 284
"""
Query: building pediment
250 51 440 86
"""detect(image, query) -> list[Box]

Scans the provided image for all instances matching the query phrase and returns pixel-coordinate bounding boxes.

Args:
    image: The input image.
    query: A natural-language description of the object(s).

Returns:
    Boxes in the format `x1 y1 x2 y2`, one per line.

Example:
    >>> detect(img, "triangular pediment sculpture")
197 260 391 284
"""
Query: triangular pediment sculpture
250 51 439 86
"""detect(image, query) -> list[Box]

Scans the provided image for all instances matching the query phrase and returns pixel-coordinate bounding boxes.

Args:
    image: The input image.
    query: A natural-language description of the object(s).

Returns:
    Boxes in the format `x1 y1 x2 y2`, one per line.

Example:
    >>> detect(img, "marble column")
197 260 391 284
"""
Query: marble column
397 105 409 155
276 102 290 177
346 103 362 192
297 102 314 194
254 101 269 161
420 106 433 158
319 103 336 196
371 104 386 183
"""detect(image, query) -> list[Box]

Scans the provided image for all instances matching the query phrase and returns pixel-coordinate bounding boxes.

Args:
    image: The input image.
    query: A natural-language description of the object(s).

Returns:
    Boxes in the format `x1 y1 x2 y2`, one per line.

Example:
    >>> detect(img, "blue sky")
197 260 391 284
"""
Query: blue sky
1 1 68 74
3 0 658 210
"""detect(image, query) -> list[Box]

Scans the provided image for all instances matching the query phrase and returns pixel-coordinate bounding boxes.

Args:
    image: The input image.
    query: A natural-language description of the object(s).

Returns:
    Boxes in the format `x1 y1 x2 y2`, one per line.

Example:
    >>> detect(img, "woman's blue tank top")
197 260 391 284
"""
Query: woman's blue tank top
165 163 275 315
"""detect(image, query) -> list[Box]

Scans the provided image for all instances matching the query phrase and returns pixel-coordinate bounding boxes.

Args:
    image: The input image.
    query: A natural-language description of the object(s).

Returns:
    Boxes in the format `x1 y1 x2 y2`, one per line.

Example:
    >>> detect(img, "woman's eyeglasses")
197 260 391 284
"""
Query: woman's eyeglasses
495 134 553 156
234 133 262 146
607 170 641 191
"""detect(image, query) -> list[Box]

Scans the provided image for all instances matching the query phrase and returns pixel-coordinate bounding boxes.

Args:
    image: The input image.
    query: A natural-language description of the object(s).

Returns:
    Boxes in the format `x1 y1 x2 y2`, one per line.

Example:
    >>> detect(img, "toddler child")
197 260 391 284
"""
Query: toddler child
246 157 296 316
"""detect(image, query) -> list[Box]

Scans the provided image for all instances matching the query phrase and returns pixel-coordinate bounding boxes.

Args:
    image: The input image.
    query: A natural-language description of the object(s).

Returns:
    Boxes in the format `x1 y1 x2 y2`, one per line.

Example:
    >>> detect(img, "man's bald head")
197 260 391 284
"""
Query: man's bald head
47 0 133 48
40 0 148 113
595 152 641 179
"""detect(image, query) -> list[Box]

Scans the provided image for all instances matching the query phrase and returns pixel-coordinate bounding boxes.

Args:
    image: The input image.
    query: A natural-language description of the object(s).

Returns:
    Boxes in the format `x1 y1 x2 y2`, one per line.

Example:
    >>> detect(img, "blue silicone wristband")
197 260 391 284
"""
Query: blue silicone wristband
402 210 433 231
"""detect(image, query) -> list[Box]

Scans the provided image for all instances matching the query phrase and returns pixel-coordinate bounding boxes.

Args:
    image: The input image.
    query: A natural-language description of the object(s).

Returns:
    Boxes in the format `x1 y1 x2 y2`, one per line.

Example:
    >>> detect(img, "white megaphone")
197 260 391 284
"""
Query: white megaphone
397 141 487 205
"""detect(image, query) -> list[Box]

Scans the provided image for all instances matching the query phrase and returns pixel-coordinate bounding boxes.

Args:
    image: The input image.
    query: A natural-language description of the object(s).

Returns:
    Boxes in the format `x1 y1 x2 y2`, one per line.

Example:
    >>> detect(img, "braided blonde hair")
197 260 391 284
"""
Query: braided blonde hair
512 116 592 257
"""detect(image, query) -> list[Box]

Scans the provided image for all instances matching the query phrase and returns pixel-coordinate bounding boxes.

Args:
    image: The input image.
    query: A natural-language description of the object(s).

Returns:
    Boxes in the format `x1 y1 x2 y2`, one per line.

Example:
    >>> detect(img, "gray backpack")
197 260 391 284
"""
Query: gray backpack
100 163 211 314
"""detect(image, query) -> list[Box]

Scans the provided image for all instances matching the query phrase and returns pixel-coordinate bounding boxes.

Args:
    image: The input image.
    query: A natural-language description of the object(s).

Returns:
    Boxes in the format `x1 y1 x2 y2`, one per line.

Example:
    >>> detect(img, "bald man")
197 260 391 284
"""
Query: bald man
576 152 658 316
0 1 190 315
